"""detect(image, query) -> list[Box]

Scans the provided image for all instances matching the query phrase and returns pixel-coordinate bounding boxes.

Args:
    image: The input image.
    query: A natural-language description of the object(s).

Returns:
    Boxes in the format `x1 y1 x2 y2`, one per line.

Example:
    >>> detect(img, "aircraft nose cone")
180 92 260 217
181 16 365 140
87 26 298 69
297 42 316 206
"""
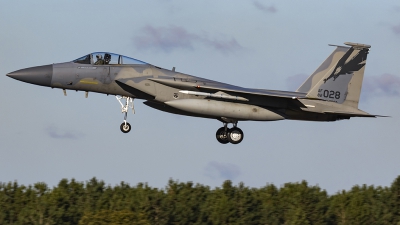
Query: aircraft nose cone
7 64 53 87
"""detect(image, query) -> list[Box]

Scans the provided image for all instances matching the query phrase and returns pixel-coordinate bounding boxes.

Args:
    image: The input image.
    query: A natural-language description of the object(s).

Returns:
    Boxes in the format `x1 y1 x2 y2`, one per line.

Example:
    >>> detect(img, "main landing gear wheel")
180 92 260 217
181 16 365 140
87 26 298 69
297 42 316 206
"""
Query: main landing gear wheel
227 127 244 144
216 127 230 144
120 122 131 133
216 121 244 144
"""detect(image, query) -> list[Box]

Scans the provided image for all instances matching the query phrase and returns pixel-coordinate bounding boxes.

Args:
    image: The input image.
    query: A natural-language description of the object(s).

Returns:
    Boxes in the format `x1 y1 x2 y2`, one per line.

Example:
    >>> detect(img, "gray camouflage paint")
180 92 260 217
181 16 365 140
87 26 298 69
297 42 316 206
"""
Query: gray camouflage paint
297 46 348 93
6 42 379 128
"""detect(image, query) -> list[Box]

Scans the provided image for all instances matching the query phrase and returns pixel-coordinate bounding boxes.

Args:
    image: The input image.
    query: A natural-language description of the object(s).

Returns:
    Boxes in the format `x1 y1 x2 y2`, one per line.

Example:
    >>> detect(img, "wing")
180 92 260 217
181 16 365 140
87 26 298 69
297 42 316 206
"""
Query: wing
148 78 308 108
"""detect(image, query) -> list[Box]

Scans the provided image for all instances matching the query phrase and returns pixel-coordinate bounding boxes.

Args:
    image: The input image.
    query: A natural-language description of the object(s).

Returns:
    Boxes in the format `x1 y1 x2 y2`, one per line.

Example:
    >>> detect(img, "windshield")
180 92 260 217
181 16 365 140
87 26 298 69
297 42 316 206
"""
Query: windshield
73 54 91 64
73 52 148 65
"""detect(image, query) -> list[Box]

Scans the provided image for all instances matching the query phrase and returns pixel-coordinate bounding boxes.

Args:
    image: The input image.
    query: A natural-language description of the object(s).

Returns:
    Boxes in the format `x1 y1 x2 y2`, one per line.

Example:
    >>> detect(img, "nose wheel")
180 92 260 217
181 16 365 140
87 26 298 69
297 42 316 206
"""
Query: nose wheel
116 96 134 133
216 122 244 144
120 122 131 133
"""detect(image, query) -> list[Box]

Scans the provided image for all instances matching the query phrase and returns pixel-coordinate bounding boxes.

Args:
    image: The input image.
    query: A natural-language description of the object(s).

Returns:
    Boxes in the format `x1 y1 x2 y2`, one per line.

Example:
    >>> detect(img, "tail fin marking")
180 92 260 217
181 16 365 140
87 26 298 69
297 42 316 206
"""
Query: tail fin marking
296 46 349 93
305 42 370 108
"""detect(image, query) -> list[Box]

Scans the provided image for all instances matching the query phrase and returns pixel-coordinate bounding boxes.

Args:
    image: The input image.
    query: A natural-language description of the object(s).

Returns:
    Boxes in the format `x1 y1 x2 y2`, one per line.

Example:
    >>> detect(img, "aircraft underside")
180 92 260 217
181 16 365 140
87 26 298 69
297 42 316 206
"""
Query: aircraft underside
117 94 349 145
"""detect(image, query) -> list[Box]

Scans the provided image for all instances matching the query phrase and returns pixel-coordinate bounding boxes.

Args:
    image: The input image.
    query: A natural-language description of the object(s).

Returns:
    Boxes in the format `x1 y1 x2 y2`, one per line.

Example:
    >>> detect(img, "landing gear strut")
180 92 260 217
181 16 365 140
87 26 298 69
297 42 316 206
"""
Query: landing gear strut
216 121 244 144
116 96 134 133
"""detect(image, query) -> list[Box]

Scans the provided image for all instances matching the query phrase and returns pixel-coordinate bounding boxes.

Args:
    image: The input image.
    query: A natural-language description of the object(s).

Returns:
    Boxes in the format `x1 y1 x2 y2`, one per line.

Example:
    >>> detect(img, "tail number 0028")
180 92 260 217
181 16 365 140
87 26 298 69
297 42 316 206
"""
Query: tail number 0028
318 89 340 99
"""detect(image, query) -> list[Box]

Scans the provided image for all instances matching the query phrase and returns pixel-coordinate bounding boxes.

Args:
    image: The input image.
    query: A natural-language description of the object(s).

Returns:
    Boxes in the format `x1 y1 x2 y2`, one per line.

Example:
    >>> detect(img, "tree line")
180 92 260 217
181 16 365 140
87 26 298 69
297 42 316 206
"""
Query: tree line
1 176 400 225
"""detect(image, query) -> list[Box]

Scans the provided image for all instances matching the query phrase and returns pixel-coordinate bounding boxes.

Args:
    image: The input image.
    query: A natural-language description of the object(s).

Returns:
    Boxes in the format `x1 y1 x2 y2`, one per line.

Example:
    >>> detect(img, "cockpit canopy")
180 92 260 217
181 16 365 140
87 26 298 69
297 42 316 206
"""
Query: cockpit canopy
73 52 148 65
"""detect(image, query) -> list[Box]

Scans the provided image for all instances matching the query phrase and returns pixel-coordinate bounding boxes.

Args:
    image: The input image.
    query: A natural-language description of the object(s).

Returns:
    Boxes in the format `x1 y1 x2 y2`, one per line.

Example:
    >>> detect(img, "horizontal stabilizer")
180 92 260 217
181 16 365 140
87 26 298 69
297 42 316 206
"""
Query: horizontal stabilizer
323 111 388 118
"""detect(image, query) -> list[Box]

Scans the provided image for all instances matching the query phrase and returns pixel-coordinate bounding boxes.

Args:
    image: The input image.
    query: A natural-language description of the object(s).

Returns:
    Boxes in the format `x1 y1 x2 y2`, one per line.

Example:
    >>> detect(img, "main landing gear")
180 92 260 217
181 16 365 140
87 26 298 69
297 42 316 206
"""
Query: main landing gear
116 96 134 133
216 121 244 144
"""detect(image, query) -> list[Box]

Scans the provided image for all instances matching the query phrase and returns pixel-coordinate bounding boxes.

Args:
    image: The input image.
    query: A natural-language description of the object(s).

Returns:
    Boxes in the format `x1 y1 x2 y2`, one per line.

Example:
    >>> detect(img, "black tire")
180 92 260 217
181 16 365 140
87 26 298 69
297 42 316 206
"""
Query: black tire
216 127 229 144
227 127 244 144
120 122 131 133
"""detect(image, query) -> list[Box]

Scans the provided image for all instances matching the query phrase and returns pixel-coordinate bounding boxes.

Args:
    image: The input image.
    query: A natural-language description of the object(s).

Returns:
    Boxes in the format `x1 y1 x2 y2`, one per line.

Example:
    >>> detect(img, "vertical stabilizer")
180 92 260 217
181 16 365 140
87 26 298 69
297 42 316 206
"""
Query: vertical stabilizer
297 45 349 93
305 42 370 108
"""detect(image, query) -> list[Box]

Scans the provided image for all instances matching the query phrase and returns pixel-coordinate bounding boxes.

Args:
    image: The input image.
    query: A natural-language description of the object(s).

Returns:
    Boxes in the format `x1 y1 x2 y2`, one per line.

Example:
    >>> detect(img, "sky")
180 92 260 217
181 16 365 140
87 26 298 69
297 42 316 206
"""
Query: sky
0 0 399 194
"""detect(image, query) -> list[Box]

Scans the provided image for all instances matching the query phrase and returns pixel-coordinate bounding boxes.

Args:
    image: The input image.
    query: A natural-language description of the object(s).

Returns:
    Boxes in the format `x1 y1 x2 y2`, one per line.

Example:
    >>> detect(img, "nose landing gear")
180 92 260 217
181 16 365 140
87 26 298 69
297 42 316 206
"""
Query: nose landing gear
216 121 244 144
116 96 134 133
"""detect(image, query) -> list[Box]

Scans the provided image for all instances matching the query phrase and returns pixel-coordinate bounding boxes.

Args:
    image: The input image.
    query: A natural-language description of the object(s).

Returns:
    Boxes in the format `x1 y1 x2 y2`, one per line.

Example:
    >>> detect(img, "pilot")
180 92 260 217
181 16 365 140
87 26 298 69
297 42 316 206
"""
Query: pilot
94 54 104 65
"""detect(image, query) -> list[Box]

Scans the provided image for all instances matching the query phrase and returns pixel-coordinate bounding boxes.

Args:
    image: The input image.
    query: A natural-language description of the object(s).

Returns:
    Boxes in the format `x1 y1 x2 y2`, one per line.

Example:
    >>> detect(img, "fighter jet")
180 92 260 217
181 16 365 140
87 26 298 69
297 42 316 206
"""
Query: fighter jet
6 42 384 144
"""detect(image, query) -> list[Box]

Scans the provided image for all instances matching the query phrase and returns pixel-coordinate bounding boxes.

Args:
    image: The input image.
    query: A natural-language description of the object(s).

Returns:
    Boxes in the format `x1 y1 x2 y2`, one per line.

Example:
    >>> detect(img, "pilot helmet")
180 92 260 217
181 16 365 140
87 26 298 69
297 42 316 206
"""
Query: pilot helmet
96 54 102 59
